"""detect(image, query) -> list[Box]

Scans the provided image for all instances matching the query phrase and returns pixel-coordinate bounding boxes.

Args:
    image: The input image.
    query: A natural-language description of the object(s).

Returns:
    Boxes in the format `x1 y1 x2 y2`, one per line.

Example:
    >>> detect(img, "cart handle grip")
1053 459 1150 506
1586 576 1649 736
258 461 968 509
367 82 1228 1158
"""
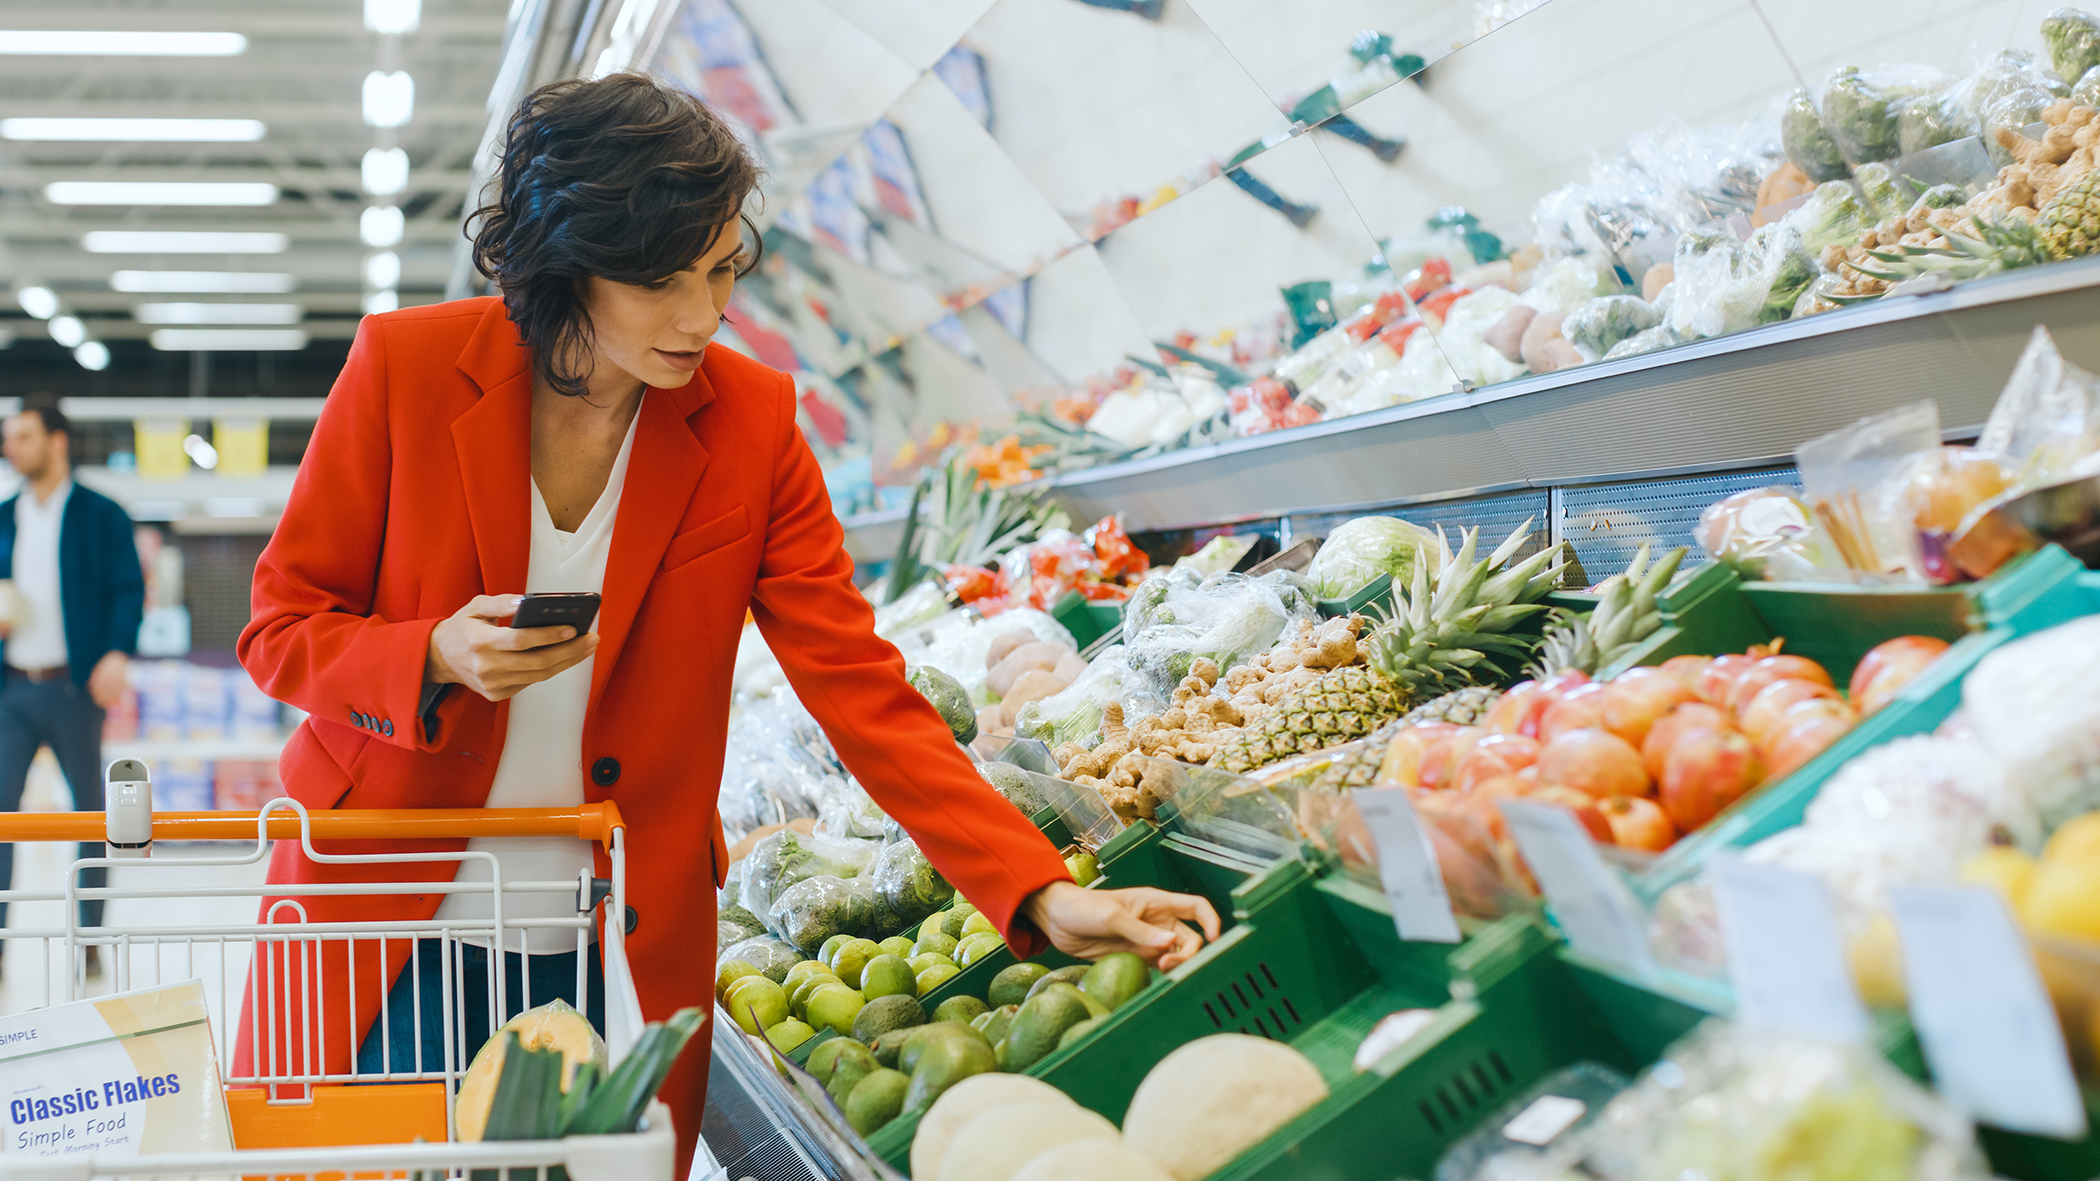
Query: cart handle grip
0 803 629 849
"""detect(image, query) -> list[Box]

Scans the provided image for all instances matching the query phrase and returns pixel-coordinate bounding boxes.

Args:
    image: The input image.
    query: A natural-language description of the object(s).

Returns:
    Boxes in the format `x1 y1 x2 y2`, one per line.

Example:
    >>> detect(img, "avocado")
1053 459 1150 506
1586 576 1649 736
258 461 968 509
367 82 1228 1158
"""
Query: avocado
938 902 979 942
827 1054 875 1106
859 954 917 1000
976 761 1051 814
1004 983 1093 1073
869 1027 915 1069
898 1021 989 1075
1079 952 1150 1011
1024 965 1089 1000
913 930 959 959
909 665 978 744
1057 1015 1107 1051
972 1002 1021 1048
905 1035 996 1112
845 1067 911 1135
807 1036 875 1086
851 994 927 1043
988 963 1051 1008
933 995 989 1025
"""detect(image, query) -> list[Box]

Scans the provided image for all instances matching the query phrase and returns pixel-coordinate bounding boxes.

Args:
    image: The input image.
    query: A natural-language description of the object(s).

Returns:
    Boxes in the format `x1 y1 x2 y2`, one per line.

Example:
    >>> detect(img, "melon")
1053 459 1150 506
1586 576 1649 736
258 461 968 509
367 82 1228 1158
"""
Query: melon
455 998 609 1142
910 1073 1073 1180
1012 1140 1177 1181
1120 1034 1329 1181
936 1100 1120 1181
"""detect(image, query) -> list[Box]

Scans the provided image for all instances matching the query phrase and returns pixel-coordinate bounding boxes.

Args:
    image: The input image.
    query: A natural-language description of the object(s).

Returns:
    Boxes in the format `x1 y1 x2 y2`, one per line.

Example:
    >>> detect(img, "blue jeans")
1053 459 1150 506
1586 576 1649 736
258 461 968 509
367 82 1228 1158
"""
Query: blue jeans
0 673 107 929
355 939 605 1078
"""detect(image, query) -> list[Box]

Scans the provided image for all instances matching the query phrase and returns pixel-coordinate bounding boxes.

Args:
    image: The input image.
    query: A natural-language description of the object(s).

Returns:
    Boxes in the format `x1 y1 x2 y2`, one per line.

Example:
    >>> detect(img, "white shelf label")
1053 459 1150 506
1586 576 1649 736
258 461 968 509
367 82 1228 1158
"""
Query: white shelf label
1711 854 1868 1043
1500 798 1654 973
1889 884 2087 1140
1501 1094 1587 1146
1353 788 1461 944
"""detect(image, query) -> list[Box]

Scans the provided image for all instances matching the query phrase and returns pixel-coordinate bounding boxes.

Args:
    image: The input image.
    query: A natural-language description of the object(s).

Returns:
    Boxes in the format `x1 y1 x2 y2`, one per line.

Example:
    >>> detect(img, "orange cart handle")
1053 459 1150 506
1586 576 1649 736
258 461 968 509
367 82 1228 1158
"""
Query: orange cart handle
0 803 628 849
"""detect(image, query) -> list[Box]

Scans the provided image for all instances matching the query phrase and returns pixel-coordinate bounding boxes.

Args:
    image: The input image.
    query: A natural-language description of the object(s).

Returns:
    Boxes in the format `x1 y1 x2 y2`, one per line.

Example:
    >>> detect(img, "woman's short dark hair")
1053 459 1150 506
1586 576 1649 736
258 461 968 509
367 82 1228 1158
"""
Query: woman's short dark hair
470 73 762 398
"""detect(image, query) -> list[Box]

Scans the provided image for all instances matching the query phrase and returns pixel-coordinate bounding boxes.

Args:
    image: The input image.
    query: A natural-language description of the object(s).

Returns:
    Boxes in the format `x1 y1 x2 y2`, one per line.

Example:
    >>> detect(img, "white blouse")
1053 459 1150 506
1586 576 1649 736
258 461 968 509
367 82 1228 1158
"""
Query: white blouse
434 410 639 954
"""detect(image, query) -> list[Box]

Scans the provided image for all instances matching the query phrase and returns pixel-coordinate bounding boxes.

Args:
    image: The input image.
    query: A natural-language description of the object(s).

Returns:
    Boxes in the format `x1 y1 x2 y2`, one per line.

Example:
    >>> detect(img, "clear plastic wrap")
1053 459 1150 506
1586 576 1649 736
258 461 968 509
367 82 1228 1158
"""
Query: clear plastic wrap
1782 180 1873 254
812 775 889 843
1433 287 1531 388
1303 516 1437 601
1694 486 1849 581
1563 295 1662 363
1278 768 1529 922
898 606 1074 707
1795 400 1944 578
1014 645 1158 750
2076 64 2100 108
1975 326 2100 492
770 874 862 954
1602 324 1677 360
1898 86 1981 157
1122 571 1300 696
1782 87 1851 182
1954 48 2071 168
1960 613 2100 833
718 934 801 982
738 828 878 931
870 837 956 925
1518 256 1617 316
1822 65 1954 165
2044 7 2100 87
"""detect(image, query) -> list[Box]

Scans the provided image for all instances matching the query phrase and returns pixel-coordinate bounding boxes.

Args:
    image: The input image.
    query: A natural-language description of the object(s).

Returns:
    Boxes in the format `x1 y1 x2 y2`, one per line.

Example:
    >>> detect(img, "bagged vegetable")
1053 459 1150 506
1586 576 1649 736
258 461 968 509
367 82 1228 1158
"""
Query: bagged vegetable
1693 486 1848 581
1851 160 1903 218
1781 87 1850 181
812 776 888 842
1304 515 1436 601
1563 295 1661 362
1602 325 1677 360
870 837 956 924
769 875 860 954
1897 87 1980 156
1518 256 1617 316
2076 63 2100 108
1124 571 1296 697
1783 179 1872 254
718 934 800 982
1015 645 1156 749
1822 65 1944 165
2043 7 2100 87
737 828 876 932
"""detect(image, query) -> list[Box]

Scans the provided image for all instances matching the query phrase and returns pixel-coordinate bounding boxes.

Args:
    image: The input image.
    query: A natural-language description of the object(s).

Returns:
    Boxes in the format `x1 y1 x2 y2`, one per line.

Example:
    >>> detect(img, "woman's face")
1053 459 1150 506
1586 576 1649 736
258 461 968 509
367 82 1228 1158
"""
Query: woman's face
578 221 746 392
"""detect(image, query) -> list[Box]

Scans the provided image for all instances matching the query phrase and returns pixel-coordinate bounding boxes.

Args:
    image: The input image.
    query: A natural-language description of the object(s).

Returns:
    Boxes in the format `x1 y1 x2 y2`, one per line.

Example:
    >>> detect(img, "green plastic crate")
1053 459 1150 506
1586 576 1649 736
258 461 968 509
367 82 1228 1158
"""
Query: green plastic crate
1317 572 1394 619
1050 590 1124 651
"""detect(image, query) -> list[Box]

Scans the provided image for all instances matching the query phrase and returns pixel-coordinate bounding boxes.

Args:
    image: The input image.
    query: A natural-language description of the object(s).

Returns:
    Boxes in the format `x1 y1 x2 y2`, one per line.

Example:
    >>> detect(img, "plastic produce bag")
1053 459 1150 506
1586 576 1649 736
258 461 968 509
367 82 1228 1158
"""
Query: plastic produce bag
1782 179 1872 254
737 828 876 930
2076 63 2100 108
1518 255 1617 316
1014 645 1157 749
1304 515 1436 601
812 776 889 842
718 934 800 982
769 875 861 954
1975 326 2100 491
1898 86 1981 157
2044 7 2100 87
870 837 955 925
1125 572 1296 697
1432 287 1530 388
1602 324 1676 360
1782 88 1850 182
1694 486 1848 580
1563 295 1661 362
1822 65 1953 165
1960 613 2100 833
1795 399 1944 577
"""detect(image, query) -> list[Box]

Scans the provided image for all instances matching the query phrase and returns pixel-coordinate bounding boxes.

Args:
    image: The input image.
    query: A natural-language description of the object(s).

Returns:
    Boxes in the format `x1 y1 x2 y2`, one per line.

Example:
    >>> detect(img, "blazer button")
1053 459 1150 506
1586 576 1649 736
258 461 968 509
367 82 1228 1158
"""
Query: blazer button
380 719 394 737
349 710 365 729
592 757 620 787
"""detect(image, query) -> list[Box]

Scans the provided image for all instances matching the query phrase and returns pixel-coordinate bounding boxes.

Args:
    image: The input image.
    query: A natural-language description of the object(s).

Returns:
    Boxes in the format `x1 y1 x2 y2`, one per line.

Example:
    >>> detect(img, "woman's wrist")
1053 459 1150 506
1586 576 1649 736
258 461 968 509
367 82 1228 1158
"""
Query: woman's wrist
423 618 459 686
1019 879 1080 933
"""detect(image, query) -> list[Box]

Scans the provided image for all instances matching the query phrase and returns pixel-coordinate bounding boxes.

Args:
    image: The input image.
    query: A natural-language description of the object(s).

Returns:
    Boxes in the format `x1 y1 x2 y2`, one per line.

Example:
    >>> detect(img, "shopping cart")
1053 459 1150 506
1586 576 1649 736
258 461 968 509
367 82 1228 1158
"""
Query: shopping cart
0 795 714 1181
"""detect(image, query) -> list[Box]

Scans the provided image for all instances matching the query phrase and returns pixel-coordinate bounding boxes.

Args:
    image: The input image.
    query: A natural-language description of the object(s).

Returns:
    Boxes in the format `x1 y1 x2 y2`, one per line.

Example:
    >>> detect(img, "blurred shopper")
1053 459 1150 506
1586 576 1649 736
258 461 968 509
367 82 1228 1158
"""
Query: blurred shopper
0 400 145 975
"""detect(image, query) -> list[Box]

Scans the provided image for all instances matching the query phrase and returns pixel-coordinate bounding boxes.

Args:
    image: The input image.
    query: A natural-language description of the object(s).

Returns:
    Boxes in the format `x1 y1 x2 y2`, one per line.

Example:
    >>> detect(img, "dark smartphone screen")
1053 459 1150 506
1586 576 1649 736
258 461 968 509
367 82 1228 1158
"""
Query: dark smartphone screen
511 591 601 633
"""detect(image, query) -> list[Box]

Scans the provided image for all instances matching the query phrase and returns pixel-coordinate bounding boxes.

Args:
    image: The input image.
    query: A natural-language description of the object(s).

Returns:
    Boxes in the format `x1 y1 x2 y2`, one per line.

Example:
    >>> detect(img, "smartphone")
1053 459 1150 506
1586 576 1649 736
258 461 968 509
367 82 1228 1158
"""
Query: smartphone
511 591 601 634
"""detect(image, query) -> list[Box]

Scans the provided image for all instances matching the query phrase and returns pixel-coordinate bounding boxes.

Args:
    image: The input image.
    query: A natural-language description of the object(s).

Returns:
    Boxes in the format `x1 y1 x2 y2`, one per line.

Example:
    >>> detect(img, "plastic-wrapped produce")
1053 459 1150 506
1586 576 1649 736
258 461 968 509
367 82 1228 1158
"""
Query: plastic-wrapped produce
978 761 1052 816
2043 7 2100 86
1694 486 1849 580
1602 325 1676 360
1782 87 1850 181
1897 87 1980 156
1124 572 1296 697
1783 180 1872 253
718 899 766 945
1015 645 1157 749
898 606 1074 707
1518 256 1617 316
871 837 955 925
718 934 800 982
813 776 888 842
770 875 861 954
1432 288 1530 388
1304 516 1436 601
737 828 876 930
1822 66 1951 165
1666 223 1819 342
1563 295 1661 362
1960 613 2100 832
1852 161 1903 218
2077 64 2100 108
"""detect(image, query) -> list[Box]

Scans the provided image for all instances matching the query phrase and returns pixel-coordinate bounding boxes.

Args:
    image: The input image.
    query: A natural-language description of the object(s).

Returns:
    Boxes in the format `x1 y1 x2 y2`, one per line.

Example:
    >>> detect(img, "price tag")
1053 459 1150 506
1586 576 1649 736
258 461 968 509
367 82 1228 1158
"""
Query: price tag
1499 799 1655 973
1353 788 1461 944
1889 885 2087 1140
1710 854 1868 1043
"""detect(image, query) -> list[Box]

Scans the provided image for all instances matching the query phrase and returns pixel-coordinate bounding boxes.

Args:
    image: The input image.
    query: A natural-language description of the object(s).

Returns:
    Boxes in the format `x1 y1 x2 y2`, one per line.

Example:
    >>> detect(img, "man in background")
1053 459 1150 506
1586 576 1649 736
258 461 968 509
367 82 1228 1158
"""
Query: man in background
0 399 144 977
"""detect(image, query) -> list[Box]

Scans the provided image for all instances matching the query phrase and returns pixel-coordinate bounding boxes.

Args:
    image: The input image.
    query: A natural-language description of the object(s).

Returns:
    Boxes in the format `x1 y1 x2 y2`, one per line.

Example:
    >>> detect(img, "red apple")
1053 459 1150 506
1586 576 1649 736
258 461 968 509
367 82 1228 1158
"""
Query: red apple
1538 683 1611 744
1597 794 1677 852
1763 712 1855 781
1455 734 1542 793
1658 654 1713 695
1484 682 1544 735
1850 636 1952 717
1537 727 1651 799
1379 723 1460 787
1599 671 1695 746
1724 654 1835 714
1659 727 1764 832
1642 702 1731 781
1738 678 1842 748
1695 653 1758 706
1418 727 1486 792
1523 783 1615 842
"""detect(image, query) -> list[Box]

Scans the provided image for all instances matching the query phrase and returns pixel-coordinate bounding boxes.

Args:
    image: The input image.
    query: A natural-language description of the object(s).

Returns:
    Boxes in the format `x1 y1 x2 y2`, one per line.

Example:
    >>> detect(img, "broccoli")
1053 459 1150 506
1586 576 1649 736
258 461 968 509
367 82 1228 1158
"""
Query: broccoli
1822 67 1902 164
1761 247 1821 324
2043 8 2100 87
872 838 955 924
1782 87 1850 182
1790 181 1871 254
1897 92 1976 156
772 875 858 954
1851 161 1903 219
1602 326 1676 361
1563 295 1662 361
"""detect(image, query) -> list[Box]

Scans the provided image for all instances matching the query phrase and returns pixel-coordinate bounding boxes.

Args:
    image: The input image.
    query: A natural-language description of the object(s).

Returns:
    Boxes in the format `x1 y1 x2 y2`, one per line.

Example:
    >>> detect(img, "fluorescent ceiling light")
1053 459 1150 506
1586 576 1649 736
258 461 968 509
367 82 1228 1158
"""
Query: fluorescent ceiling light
0 31 247 56
363 290 399 315
17 286 58 319
47 181 279 207
135 303 302 326
73 341 110 371
365 0 422 35
183 435 220 470
1 118 264 142
364 252 402 290
362 147 409 196
360 205 405 247
48 316 86 348
362 71 415 128
149 329 308 352
84 231 289 254
111 271 294 294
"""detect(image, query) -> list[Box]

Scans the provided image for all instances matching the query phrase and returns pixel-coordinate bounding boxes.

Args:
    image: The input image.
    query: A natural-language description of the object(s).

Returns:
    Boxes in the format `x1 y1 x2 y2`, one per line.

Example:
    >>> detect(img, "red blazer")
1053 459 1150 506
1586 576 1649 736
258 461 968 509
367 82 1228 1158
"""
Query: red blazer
235 297 1069 1167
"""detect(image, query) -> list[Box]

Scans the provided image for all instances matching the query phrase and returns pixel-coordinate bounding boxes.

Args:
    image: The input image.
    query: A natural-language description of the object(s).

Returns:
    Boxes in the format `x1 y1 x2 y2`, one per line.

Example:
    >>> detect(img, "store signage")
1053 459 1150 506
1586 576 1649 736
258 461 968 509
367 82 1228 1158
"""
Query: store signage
1710 854 1868 1043
1499 799 1655 974
1352 787 1460 944
1890 885 2087 1140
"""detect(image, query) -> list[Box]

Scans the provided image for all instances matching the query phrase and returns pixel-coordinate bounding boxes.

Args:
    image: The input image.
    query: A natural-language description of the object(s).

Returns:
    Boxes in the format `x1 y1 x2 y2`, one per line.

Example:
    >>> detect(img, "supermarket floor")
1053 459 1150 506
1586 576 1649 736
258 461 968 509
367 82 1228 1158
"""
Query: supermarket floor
0 750 267 1024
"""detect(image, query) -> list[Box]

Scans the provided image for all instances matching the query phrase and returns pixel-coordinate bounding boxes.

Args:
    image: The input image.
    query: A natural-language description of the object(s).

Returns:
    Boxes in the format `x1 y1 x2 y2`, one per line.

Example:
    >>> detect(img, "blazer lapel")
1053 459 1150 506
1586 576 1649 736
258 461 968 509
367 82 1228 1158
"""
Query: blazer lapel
452 302 532 596
590 371 715 701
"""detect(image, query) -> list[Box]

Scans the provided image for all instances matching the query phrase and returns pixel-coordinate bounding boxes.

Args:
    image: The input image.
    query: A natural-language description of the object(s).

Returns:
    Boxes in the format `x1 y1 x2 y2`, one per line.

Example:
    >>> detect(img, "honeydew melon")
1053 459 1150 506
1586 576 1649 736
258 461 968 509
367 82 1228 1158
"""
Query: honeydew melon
1120 1034 1328 1181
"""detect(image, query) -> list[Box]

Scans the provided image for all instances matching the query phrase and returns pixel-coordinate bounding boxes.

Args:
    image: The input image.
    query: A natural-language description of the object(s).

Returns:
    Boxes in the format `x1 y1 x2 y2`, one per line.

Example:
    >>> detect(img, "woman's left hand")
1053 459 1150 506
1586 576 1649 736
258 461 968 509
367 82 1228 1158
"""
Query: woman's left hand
1020 881 1221 972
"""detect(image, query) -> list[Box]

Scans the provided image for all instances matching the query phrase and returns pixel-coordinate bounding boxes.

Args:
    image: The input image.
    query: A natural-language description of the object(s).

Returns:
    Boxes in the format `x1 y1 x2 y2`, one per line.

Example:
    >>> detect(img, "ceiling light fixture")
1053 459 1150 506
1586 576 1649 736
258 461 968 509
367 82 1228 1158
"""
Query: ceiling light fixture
111 271 295 294
0 118 265 142
149 329 309 352
48 316 86 349
362 71 415 128
362 147 409 196
46 181 279 206
364 290 400 315
16 286 58 319
0 31 248 56
364 252 402 290
364 0 422 35
134 303 303 326
73 341 110 371
84 231 289 254
359 205 405 248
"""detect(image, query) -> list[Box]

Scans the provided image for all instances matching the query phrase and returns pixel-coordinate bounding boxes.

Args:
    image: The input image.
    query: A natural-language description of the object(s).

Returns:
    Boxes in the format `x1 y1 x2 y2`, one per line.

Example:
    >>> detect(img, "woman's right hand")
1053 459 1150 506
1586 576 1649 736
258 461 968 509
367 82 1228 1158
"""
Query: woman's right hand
424 594 598 702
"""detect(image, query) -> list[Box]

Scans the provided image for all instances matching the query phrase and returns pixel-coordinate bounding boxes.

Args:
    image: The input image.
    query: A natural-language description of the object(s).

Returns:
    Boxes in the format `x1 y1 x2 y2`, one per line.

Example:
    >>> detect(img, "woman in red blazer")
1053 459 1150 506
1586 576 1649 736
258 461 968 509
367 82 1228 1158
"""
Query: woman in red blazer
236 74 1215 1169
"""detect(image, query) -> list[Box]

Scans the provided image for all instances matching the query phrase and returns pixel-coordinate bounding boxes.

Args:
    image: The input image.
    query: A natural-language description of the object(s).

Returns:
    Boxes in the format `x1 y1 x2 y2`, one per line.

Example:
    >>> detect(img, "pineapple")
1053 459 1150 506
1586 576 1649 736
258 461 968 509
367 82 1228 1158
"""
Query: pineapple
1400 686 1503 726
1209 521 1565 775
2039 170 2100 261
1309 721 1404 792
1527 544 1685 677
1837 217 2052 301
